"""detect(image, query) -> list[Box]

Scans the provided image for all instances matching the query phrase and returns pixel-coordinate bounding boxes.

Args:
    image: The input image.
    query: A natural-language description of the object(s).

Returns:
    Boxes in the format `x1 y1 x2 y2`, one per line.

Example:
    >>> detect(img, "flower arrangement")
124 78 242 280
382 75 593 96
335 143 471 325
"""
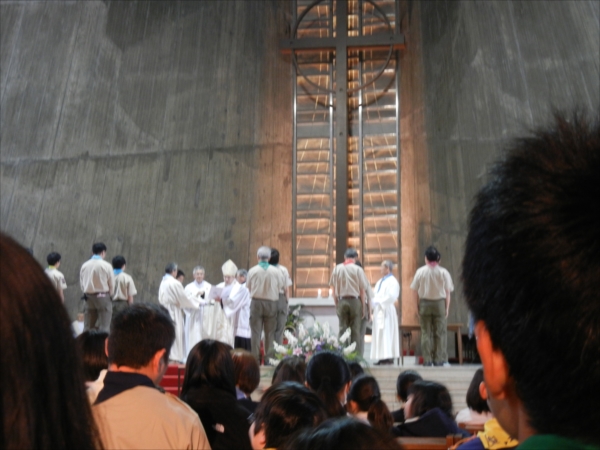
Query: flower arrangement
285 304 303 332
270 321 362 365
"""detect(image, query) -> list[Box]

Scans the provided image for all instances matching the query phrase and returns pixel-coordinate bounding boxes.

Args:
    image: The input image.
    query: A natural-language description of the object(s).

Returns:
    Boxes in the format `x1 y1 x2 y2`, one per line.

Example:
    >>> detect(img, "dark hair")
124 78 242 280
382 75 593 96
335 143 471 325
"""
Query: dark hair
408 380 453 419
344 248 358 259
108 303 175 368
281 416 403 450
92 242 106 255
348 361 365 379
252 382 328 449
424 246 440 262
348 375 393 435
0 233 102 449
46 252 61 266
181 340 236 398
462 112 600 443
396 369 423 402
165 262 177 274
111 255 126 269
465 368 490 414
176 269 185 278
76 330 109 382
305 351 351 417
231 349 260 395
272 356 307 385
269 248 280 265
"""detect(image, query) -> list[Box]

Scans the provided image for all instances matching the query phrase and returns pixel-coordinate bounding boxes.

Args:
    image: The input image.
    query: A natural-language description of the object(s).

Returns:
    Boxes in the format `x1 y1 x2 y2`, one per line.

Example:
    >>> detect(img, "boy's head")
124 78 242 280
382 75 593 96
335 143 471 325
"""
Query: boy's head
249 381 327 450
112 255 126 270
47 252 61 267
462 112 600 444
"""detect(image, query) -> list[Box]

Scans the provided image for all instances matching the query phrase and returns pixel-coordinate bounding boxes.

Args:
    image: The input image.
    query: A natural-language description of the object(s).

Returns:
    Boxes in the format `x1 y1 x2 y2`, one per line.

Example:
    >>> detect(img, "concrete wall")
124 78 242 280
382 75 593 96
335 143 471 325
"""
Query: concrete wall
1 1 292 317
399 0 599 335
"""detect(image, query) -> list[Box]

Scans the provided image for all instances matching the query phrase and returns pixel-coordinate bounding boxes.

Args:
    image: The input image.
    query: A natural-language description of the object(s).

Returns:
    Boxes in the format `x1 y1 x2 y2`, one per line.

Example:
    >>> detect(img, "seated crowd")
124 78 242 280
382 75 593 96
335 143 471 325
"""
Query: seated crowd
2 113 598 449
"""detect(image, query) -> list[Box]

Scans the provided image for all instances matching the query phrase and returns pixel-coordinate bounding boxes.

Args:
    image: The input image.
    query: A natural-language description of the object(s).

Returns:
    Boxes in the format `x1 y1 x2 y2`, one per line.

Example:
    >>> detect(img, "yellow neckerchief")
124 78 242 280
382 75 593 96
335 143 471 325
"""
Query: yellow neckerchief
478 418 518 449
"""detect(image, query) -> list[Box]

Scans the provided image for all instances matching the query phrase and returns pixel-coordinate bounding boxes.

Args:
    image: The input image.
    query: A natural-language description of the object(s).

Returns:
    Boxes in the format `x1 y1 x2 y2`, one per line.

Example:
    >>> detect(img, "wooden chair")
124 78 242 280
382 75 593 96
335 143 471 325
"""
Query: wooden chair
458 422 485 435
397 434 464 450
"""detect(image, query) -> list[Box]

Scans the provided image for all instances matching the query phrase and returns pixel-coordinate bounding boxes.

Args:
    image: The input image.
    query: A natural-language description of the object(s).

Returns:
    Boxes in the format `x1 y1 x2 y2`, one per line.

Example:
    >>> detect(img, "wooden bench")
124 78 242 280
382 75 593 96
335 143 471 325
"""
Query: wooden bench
458 421 485 435
397 435 464 450
399 323 464 365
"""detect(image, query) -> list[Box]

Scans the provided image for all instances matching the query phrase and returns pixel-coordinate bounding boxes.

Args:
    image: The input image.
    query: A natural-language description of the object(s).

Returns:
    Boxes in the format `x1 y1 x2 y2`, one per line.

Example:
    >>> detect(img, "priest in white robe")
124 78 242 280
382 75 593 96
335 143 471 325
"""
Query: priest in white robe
370 260 401 365
183 265 212 355
223 269 252 350
203 259 235 347
158 262 202 363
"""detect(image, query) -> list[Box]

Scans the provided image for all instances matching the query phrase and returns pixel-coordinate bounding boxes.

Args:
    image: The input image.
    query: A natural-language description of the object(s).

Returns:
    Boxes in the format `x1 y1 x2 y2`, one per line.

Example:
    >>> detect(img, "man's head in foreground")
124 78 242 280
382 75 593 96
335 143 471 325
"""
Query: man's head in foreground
462 112 600 445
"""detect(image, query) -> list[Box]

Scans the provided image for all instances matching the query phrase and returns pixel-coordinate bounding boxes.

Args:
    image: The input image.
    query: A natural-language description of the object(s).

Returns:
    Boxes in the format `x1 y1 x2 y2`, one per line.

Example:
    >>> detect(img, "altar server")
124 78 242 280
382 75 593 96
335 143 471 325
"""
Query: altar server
224 269 252 350
370 260 400 365
184 265 212 354
158 262 201 363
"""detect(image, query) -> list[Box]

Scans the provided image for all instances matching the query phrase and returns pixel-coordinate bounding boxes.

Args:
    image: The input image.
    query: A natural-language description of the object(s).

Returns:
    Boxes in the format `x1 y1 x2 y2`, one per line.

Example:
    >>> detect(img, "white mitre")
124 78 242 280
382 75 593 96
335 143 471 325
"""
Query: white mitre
221 259 238 276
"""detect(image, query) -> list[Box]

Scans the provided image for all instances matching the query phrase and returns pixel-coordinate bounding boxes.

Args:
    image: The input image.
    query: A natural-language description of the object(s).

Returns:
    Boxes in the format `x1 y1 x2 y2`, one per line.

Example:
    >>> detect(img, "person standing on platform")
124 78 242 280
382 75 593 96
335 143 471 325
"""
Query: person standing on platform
111 255 137 320
184 265 212 354
203 259 235 346
370 260 401 365
176 269 185 284
80 242 115 332
269 248 292 345
410 246 454 367
224 269 252 351
158 262 202 363
329 248 370 357
45 251 67 303
247 246 286 364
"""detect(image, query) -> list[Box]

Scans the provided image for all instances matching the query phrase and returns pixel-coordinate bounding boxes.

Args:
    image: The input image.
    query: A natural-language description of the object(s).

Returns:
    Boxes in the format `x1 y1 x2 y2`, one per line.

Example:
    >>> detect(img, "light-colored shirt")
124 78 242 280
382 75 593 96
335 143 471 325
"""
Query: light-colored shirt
274 264 293 294
246 264 286 301
112 272 137 301
80 257 114 294
410 264 454 299
45 267 67 291
329 263 369 298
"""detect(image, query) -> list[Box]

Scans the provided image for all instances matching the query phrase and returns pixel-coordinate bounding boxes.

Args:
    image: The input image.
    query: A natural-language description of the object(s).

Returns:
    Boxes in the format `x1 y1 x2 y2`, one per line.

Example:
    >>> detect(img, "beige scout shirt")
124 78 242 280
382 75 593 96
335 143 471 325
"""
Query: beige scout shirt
329 263 369 298
93 385 211 449
410 264 454 299
80 258 114 295
45 267 67 292
246 264 286 301
112 272 137 301
275 264 293 295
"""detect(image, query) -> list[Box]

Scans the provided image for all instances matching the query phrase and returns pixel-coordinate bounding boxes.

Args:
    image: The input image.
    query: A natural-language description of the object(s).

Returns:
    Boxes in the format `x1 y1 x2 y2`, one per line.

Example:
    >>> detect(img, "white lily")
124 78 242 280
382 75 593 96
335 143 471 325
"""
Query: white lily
343 342 357 355
340 327 351 343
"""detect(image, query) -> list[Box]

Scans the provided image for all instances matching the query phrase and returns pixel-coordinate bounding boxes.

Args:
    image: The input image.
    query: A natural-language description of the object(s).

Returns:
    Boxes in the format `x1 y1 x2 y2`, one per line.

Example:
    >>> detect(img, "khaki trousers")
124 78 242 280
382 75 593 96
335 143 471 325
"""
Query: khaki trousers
250 298 278 364
337 297 363 356
84 294 112 332
419 298 447 364
274 293 288 344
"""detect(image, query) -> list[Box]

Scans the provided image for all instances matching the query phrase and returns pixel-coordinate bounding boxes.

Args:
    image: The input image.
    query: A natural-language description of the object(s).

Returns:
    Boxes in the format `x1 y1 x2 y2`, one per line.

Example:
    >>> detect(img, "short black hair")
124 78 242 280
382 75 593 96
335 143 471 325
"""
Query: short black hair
424 246 440 262
465 368 489 414
176 269 185 278
462 112 600 443
348 361 365 379
396 369 423 402
107 303 175 368
269 248 280 265
407 380 453 419
91 242 106 255
253 382 328 449
46 252 61 266
76 330 109 382
111 255 126 269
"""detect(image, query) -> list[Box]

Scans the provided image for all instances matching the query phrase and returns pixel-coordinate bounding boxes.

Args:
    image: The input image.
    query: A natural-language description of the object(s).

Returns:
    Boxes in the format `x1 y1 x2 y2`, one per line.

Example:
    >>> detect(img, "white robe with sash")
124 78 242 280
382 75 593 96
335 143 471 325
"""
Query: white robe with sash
184 280 212 354
200 282 234 346
223 281 251 339
370 274 401 360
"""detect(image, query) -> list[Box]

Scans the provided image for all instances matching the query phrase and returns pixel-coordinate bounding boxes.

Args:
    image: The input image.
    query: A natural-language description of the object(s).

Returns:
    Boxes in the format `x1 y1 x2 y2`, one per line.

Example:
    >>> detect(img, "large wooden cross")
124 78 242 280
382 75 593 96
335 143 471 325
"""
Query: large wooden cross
281 0 404 263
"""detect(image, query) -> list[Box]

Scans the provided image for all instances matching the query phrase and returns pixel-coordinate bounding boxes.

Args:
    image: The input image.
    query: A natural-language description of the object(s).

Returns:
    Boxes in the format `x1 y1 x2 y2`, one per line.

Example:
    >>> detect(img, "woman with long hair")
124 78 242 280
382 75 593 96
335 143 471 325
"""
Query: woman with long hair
347 375 394 435
305 351 352 417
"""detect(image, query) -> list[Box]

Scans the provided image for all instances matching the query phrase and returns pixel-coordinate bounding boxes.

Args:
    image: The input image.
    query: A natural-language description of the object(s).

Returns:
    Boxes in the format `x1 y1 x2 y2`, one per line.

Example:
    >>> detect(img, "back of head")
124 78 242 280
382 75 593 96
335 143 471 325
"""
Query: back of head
344 247 358 259
424 246 440 262
269 248 280 265
46 252 61 266
396 369 423 402
231 349 260 395
111 255 126 269
281 417 402 450
76 330 109 382
348 375 393 434
108 303 175 368
181 339 236 398
465 368 489 414
305 351 351 417
92 242 106 255
348 361 365 379
0 233 101 449
257 246 271 260
252 381 328 449
408 380 453 419
164 262 177 274
272 356 307 385
462 112 600 443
